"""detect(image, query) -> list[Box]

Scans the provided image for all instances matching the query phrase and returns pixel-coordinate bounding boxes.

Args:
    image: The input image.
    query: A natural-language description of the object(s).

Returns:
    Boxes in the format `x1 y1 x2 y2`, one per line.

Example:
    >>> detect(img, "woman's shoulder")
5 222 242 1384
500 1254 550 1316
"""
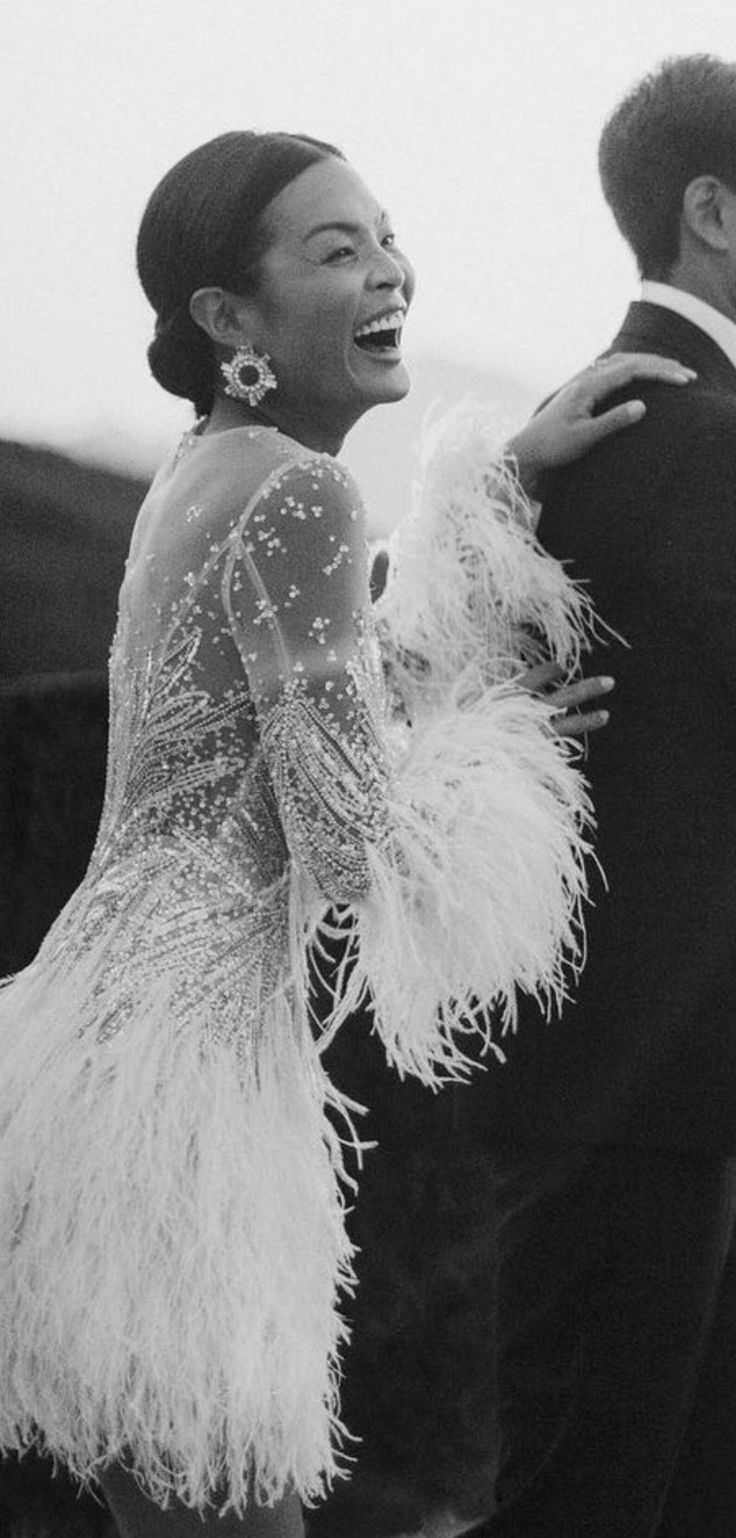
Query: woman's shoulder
172 424 361 507
204 433 368 550
135 428 366 576
253 439 364 511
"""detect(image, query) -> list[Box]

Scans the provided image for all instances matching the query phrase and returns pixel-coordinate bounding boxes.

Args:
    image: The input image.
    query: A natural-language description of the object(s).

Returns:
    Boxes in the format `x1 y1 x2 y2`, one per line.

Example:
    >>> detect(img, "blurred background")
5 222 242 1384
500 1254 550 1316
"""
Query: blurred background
3 0 736 533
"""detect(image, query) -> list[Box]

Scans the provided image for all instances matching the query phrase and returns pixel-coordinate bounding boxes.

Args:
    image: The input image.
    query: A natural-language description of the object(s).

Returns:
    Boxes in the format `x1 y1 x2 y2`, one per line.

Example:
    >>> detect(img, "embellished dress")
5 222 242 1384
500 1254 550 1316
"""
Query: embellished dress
0 416 592 1515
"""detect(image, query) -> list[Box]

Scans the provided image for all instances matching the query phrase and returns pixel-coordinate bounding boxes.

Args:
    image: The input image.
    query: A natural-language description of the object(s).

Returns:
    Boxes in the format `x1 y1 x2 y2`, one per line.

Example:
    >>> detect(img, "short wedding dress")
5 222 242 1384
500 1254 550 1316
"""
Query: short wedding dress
0 414 591 1514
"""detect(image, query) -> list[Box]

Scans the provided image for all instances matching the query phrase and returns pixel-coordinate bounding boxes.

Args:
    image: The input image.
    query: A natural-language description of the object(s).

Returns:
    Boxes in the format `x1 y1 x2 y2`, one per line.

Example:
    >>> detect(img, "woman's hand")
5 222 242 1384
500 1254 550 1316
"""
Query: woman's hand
507 352 696 496
521 661 614 738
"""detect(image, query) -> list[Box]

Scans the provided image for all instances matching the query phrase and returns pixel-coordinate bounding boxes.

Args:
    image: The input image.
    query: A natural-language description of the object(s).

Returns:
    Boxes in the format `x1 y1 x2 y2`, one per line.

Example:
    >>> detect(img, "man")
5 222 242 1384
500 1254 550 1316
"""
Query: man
467 55 736 1537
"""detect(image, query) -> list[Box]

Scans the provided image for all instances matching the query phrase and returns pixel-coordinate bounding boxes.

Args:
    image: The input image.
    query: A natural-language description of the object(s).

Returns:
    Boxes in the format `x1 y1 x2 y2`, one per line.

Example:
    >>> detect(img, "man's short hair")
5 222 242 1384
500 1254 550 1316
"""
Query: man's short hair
599 55 736 280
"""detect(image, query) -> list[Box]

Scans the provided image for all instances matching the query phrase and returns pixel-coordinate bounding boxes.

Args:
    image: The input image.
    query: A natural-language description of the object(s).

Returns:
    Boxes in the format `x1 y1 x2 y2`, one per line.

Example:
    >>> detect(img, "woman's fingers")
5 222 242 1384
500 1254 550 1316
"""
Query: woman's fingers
572 352 696 441
518 668 614 736
578 399 648 446
518 660 564 693
582 352 696 398
552 706 610 738
522 670 614 707
510 350 697 488
556 352 697 448
548 675 615 738
549 673 615 708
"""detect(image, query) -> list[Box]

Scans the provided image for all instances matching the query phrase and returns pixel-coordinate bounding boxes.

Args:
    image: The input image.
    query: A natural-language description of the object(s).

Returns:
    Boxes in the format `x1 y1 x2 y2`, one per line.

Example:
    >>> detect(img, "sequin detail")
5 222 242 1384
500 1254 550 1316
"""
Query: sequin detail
38 434 386 1050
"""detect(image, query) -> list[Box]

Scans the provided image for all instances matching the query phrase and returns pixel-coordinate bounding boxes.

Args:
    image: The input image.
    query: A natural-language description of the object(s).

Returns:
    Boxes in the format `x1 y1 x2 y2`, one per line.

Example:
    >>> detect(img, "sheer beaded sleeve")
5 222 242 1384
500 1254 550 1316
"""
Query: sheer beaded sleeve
222 455 390 905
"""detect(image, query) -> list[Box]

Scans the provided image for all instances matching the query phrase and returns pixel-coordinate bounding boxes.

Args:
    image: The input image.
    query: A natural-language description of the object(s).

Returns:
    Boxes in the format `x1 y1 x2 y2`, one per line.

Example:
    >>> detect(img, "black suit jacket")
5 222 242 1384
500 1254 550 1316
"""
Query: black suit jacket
468 301 736 1153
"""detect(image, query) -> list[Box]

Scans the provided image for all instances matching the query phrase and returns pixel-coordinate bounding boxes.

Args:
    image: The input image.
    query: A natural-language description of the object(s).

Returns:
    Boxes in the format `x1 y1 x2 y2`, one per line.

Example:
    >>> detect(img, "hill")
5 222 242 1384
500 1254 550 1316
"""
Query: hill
0 437 144 679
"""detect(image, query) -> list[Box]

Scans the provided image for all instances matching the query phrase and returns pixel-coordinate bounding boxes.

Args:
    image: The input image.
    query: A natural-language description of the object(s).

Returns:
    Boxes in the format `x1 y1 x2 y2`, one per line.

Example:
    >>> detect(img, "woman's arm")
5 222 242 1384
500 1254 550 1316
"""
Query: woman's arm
374 407 595 722
222 455 388 907
376 353 693 729
222 454 593 1077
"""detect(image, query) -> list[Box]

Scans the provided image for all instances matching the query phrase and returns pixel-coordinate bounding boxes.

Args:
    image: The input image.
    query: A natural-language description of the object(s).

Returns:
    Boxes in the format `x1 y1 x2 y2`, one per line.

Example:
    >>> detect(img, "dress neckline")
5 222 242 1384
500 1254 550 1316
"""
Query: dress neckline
173 419 280 464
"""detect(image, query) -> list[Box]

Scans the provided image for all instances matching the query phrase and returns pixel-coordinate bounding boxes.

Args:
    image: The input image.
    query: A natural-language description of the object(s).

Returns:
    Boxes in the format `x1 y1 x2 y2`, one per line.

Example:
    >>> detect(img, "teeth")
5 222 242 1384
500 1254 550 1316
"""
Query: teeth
354 310 405 339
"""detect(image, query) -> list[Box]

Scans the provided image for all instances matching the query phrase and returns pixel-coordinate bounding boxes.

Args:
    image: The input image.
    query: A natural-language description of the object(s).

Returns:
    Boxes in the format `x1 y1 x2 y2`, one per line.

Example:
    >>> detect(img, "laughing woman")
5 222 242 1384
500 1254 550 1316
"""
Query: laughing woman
0 132 692 1538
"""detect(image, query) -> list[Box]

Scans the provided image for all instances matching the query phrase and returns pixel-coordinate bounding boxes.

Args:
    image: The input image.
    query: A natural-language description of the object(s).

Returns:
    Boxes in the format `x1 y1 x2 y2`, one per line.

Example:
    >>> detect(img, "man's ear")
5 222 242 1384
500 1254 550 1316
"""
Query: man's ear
189 288 258 347
682 176 732 253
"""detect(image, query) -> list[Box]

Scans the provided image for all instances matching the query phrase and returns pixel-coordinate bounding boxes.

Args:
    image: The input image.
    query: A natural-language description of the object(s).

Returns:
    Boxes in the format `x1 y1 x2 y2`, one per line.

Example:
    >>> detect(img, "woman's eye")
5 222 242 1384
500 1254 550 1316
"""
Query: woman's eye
381 233 397 250
326 245 356 263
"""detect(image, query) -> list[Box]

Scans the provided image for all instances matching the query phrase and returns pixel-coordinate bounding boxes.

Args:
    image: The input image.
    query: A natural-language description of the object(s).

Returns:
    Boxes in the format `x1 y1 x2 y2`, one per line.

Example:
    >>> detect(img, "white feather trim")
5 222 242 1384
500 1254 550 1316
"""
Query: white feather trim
327 678 592 1073
376 401 596 718
320 401 597 1069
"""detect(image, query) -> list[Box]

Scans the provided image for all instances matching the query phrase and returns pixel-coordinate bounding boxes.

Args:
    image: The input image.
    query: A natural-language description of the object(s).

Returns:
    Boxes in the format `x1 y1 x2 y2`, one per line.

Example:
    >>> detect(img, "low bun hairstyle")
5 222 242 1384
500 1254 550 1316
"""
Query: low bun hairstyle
146 308 214 419
137 131 344 418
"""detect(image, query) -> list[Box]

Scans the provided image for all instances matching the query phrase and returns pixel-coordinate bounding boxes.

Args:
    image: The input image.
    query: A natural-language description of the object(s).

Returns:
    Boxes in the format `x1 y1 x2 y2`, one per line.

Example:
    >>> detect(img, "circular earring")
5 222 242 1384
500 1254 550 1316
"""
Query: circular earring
220 343 277 406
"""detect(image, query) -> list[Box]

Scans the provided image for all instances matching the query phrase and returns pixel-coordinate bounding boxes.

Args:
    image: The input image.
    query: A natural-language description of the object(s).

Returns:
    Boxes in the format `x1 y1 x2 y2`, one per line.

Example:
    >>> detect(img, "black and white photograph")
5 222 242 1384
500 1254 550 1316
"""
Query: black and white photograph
2 3 736 1535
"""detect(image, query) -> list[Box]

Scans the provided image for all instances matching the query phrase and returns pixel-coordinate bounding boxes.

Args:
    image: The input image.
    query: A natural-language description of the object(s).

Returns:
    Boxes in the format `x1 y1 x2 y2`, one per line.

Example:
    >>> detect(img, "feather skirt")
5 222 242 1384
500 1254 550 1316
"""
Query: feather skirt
0 890 354 1513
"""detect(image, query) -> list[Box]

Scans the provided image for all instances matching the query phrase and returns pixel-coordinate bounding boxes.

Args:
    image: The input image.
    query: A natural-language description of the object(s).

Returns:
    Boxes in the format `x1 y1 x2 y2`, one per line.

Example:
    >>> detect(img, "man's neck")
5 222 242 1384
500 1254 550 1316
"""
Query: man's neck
663 260 736 326
639 280 736 372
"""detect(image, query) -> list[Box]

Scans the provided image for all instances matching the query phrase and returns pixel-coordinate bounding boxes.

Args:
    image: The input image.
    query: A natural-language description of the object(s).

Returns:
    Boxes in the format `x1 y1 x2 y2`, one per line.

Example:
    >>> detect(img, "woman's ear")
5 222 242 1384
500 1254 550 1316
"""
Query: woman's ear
189 288 257 347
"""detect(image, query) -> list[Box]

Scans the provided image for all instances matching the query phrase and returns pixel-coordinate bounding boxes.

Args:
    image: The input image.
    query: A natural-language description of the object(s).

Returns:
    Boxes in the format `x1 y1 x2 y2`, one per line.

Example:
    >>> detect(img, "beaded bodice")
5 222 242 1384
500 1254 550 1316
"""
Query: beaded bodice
44 425 390 1046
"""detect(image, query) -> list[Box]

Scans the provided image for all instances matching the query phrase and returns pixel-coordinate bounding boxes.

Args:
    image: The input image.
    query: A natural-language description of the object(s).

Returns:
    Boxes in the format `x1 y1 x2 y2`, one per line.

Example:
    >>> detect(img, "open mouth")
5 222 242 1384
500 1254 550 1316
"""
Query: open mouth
353 309 405 354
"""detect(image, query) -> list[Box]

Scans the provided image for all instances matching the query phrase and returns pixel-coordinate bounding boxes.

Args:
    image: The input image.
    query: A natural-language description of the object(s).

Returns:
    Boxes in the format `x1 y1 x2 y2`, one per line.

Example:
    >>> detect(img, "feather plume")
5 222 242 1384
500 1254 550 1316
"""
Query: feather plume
328 679 593 1075
376 401 596 719
0 904 355 1514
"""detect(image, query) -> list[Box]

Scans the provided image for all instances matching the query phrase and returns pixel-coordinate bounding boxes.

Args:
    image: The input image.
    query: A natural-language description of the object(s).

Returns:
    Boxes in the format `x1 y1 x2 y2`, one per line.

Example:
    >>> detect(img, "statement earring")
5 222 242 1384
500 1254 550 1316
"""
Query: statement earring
220 343 277 406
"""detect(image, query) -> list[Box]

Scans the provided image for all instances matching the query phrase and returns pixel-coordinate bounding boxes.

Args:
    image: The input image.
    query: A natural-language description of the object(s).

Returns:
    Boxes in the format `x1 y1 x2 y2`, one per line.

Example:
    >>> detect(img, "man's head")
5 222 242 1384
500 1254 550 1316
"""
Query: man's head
599 55 736 314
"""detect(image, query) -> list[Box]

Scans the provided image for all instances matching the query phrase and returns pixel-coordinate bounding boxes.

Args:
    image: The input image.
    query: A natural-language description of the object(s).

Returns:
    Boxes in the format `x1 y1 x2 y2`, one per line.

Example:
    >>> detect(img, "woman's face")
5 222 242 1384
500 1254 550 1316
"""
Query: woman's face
242 157 415 445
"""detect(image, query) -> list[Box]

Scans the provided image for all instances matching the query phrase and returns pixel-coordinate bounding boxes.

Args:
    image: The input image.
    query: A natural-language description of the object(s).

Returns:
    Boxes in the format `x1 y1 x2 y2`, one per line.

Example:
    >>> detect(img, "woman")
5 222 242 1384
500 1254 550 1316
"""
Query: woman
0 131 693 1538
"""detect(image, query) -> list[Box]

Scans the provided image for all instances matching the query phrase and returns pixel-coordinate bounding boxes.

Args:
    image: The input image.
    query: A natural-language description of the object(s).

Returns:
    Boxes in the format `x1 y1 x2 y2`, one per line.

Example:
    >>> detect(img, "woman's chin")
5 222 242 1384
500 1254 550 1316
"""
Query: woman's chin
365 360 412 406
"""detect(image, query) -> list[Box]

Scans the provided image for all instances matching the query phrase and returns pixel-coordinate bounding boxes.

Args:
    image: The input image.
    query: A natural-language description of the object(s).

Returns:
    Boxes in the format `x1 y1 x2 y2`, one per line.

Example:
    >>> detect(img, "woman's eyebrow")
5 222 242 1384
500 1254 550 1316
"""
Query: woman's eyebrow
303 220 362 241
303 210 389 243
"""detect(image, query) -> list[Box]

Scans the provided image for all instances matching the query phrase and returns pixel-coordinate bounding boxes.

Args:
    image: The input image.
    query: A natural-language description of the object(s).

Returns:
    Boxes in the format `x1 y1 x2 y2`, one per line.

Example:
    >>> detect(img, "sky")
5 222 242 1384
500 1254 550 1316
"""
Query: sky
4 0 736 518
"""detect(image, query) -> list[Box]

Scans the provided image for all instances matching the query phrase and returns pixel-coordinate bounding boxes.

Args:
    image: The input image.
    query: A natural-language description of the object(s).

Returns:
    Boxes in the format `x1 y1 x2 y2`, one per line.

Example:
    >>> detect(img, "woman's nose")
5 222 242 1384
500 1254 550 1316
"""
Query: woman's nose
369 247 406 289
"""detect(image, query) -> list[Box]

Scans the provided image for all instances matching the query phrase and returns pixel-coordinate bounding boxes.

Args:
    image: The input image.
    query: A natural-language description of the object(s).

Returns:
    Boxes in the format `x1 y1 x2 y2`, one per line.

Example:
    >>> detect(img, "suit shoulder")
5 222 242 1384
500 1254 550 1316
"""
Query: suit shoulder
541 380 736 506
640 374 736 423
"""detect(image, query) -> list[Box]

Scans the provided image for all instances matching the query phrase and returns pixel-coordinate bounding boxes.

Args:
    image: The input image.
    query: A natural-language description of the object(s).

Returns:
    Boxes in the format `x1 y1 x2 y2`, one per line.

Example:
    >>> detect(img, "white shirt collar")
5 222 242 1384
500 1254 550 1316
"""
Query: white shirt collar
640 280 736 371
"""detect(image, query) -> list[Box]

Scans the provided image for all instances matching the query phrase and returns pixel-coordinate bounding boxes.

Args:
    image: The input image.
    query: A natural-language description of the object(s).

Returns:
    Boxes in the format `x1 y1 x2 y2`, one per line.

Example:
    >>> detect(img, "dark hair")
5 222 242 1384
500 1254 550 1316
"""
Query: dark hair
598 54 736 279
137 131 344 417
